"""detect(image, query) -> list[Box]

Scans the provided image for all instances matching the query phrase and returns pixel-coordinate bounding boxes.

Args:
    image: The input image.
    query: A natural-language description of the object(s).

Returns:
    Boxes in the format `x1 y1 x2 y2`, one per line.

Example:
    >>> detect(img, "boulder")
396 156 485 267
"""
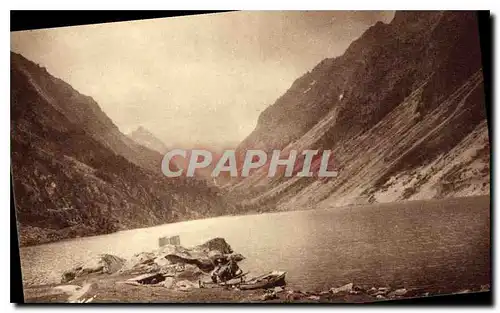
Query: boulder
61 238 241 285
132 252 156 265
196 237 233 254
175 280 198 292
53 285 81 294
162 277 175 289
330 283 353 294
164 254 214 272
230 253 246 262
175 264 203 280
67 283 92 303
163 238 243 273
307 295 320 301
260 290 278 301
154 256 170 267
126 272 166 285
367 287 378 294
389 288 408 297
353 285 364 292
285 290 300 301
118 238 240 275
118 246 181 274
61 254 125 283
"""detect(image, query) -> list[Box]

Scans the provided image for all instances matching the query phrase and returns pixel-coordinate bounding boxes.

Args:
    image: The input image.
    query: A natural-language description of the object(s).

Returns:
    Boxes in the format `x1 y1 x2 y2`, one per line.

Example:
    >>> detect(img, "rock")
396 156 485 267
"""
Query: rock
422 292 430 297
118 238 244 275
164 243 226 272
61 254 125 283
132 252 156 265
367 287 378 294
207 250 224 260
196 237 233 254
330 282 353 294
61 271 77 284
307 295 320 301
85 295 97 303
85 254 125 273
84 295 96 303
353 285 364 292
162 277 174 289
154 256 170 268
175 280 198 292
389 288 408 297
285 290 300 301
274 286 284 293
456 289 471 294
53 285 81 294
230 253 246 262
260 291 278 301
378 287 390 292
319 290 330 295
480 284 490 291
67 283 92 303
175 264 203 280
119 248 176 275
127 273 165 285
376 294 386 300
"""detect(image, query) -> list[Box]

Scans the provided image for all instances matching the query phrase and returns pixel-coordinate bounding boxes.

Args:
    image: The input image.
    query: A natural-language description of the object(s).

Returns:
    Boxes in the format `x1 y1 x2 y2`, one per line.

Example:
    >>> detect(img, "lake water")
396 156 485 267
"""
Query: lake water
20 196 490 292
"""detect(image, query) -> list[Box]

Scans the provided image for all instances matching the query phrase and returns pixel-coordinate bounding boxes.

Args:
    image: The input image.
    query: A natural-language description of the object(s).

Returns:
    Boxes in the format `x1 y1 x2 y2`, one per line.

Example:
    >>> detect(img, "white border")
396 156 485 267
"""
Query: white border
2 1 498 312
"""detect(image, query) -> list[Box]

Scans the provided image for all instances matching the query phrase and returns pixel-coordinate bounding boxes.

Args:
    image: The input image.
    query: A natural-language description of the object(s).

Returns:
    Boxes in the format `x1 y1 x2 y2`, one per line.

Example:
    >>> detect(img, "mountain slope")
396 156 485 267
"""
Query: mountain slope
11 52 228 246
10 53 163 173
230 11 489 212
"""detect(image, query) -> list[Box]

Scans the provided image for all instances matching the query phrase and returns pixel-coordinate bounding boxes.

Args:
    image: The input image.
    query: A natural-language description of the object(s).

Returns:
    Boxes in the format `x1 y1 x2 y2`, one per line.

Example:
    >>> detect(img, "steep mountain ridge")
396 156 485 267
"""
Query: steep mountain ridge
238 11 482 154
229 11 489 212
11 52 228 246
11 53 163 173
128 126 168 154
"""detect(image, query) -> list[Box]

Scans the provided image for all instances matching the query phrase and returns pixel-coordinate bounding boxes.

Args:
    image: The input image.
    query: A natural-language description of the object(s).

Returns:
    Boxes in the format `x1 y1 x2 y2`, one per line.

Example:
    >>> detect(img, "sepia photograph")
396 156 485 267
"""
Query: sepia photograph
10 10 490 303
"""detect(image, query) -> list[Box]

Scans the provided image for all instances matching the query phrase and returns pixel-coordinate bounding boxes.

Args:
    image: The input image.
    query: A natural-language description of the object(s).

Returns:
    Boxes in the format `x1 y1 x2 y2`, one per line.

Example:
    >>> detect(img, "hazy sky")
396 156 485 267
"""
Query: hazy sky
11 11 394 147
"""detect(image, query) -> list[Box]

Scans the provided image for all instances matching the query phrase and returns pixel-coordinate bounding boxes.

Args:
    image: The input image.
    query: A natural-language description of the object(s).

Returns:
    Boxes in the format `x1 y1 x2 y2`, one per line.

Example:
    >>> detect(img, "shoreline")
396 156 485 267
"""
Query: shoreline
20 236 491 304
23 273 490 304
18 195 490 248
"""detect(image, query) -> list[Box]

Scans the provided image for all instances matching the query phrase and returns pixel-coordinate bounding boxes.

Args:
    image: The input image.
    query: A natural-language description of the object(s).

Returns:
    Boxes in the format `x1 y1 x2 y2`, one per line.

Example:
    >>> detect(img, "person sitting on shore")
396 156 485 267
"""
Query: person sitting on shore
211 255 242 283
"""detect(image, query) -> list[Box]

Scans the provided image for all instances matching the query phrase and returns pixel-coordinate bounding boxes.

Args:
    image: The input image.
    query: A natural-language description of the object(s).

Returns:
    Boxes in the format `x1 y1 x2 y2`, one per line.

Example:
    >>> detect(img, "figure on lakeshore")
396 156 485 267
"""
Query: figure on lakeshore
211 255 243 283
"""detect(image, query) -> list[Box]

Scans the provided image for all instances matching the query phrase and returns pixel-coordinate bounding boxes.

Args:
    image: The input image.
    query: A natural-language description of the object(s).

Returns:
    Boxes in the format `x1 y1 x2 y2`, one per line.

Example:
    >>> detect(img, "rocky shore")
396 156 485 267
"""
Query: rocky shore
22 238 490 303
